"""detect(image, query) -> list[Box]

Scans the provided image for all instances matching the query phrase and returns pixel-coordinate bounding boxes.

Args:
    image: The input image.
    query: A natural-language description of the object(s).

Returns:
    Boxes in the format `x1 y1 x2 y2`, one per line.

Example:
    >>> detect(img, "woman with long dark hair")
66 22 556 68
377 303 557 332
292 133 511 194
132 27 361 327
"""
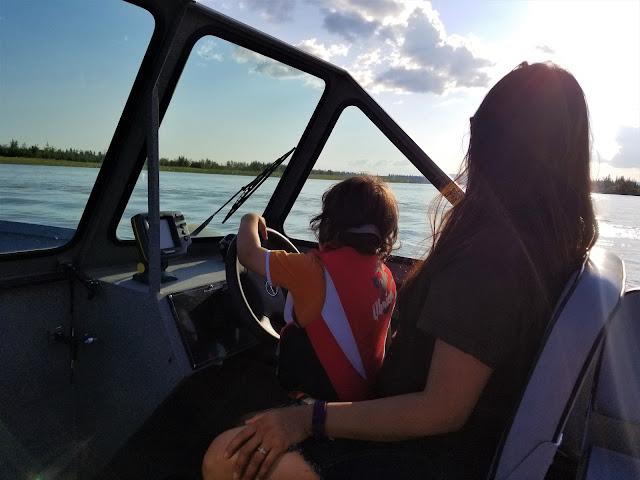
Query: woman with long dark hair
202 61 598 480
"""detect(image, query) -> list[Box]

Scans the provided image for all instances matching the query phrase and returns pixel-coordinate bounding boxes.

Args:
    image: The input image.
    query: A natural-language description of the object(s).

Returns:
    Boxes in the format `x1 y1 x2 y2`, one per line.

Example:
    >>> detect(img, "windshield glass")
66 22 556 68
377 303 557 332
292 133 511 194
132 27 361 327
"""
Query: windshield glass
117 36 324 240
284 106 443 259
0 0 154 254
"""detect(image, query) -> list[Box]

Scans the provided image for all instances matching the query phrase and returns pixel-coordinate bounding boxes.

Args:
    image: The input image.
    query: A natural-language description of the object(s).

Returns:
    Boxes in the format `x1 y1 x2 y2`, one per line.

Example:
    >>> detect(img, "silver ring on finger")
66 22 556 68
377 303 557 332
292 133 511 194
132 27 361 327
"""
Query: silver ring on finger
257 446 268 455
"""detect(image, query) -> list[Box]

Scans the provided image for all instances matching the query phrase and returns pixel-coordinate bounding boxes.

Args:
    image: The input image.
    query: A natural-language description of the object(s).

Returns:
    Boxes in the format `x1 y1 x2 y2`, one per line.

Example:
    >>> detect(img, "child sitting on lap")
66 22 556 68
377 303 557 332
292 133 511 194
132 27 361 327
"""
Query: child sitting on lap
236 174 398 402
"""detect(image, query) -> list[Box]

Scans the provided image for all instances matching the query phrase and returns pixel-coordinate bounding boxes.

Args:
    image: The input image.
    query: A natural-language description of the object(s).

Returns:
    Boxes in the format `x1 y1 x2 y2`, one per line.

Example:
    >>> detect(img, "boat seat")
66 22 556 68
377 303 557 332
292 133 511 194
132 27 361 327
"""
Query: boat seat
583 447 640 480
487 247 625 480
579 289 640 479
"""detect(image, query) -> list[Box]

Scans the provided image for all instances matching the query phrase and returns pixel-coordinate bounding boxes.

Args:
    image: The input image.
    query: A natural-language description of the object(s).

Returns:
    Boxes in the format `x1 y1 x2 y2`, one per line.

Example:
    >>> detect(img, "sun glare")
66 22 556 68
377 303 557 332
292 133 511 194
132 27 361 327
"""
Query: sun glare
513 1 639 170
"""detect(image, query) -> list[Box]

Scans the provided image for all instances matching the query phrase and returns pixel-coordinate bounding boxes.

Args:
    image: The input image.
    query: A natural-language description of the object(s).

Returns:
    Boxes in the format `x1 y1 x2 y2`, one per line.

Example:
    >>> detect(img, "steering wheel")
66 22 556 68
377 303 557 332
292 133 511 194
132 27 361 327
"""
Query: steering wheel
225 228 300 341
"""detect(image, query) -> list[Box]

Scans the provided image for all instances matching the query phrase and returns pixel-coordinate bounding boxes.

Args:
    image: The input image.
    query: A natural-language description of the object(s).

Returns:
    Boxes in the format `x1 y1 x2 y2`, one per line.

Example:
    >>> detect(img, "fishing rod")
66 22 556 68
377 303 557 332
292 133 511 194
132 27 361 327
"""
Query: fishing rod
191 147 295 236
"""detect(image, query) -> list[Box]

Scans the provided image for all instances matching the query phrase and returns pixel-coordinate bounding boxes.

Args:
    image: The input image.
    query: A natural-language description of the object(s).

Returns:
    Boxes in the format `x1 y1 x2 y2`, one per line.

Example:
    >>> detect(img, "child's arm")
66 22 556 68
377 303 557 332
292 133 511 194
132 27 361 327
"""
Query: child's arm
237 213 269 276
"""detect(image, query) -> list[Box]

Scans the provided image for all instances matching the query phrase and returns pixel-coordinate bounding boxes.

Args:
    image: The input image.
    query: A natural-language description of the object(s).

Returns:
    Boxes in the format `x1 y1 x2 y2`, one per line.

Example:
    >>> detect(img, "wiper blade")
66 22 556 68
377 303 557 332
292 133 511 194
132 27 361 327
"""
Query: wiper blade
222 147 295 224
191 147 295 237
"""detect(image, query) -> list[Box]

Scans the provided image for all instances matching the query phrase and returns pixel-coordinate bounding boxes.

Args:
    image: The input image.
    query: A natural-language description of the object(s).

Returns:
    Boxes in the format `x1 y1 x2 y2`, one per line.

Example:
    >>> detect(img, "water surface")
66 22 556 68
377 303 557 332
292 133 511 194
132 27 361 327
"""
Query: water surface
1 164 638 288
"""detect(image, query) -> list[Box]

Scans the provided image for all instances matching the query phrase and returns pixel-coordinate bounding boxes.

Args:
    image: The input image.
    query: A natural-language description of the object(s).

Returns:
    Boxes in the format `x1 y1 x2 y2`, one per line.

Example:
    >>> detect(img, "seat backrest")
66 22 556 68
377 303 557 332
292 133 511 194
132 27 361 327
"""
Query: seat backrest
578 289 640 479
593 289 640 427
489 247 625 480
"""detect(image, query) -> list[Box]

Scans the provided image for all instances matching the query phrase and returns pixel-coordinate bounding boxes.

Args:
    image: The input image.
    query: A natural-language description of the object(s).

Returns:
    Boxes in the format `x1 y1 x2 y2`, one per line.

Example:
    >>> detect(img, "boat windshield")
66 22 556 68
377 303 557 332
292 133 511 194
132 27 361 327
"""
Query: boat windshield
283 106 441 259
115 34 440 259
0 1 154 254
116 35 325 241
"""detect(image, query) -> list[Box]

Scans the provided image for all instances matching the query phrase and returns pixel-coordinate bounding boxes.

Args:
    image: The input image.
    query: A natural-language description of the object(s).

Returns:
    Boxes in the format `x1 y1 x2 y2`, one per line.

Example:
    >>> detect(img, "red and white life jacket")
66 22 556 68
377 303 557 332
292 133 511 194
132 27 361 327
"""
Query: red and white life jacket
284 247 396 401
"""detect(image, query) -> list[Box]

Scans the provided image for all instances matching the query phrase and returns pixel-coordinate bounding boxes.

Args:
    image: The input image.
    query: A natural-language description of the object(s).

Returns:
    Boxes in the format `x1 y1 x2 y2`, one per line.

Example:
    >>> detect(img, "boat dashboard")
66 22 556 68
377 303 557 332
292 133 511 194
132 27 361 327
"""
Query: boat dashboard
88 232 270 369
87 229 407 374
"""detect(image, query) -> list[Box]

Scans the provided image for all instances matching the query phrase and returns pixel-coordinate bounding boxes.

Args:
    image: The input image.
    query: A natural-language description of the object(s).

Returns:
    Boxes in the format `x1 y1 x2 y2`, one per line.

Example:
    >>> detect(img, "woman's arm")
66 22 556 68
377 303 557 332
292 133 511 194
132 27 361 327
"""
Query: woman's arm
226 338 493 479
325 338 493 440
237 213 269 275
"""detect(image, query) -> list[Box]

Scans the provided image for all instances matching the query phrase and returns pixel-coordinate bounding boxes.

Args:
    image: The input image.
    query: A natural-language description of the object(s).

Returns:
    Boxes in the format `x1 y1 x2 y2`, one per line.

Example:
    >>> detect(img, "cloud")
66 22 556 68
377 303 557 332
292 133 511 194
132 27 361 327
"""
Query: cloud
231 46 324 89
322 10 380 41
297 38 349 61
206 0 493 96
232 47 303 78
197 38 224 61
536 44 555 55
312 3 492 95
394 9 492 90
376 67 446 94
400 8 444 60
324 0 403 17
608 126 640 169
242 0 295 23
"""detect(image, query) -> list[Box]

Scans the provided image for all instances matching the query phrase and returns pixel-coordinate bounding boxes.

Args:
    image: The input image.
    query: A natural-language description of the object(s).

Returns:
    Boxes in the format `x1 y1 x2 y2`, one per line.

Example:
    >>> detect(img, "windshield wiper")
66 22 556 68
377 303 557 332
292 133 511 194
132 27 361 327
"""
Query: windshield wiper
191 147 295 237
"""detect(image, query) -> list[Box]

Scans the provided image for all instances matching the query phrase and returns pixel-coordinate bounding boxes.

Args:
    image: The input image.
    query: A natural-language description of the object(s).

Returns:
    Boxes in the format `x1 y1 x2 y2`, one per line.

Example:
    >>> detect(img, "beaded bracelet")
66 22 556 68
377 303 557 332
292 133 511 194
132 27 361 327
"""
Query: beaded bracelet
312 400 327 440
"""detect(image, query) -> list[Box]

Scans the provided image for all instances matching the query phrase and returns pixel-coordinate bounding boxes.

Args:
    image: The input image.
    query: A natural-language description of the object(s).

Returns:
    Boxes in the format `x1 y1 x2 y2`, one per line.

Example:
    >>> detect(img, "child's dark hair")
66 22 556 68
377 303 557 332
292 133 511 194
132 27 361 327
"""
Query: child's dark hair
310 175 399 259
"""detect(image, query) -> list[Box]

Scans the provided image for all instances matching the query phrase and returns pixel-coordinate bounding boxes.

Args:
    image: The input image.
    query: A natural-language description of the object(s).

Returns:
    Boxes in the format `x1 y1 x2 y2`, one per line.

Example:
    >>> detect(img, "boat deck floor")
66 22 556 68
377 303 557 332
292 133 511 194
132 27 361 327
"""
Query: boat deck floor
60 345 583 480
94 350 289 480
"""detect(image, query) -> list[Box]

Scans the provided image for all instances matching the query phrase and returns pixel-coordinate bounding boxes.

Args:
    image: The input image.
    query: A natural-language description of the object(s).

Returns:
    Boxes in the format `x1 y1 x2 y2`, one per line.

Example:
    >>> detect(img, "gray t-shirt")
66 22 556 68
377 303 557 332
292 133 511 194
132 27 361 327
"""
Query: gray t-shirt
376 225 560 475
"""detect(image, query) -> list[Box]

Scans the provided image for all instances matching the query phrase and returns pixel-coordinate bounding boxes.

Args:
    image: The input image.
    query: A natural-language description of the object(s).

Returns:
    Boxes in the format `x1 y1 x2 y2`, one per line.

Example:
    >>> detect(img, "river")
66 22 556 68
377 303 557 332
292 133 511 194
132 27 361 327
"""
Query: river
1 164 639 288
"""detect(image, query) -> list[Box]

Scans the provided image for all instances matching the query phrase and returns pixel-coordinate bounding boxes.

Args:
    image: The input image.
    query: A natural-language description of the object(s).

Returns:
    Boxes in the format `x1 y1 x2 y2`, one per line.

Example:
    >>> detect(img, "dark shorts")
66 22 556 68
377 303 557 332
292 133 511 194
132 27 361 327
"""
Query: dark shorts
278 324 340 401
288 437 449 480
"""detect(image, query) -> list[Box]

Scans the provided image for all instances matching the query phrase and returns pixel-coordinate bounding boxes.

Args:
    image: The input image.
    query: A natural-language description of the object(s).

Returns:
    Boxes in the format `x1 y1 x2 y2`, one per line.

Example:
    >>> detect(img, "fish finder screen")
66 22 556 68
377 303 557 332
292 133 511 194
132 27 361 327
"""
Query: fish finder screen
144 218 176 249
131 211 192 284
132 211 191 263
159 218 175 249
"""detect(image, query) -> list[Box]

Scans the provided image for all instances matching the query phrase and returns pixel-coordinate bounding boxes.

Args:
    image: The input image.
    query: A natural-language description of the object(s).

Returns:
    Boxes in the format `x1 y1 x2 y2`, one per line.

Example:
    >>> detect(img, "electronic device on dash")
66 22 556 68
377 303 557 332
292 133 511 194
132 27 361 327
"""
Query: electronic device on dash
131 211 191 284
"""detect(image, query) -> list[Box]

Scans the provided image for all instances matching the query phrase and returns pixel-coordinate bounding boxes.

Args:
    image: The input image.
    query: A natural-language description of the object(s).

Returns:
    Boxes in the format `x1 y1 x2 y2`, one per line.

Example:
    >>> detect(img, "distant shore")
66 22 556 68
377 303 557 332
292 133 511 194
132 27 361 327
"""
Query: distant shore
0 156 428 184
1 156 638 194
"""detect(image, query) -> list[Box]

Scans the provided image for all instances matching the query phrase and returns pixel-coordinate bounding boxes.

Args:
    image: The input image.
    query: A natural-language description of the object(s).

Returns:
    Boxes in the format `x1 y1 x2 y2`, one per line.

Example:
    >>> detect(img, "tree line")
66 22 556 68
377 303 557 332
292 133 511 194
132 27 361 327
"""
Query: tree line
0 139 104 163
592 175 640 196
0 139 429 183
1 140 636 191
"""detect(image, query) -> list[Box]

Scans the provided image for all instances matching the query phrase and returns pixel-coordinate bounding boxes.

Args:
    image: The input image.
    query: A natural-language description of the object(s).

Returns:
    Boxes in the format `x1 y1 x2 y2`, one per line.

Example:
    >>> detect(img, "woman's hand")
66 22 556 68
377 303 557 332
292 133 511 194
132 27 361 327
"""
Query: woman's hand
225 405 312 480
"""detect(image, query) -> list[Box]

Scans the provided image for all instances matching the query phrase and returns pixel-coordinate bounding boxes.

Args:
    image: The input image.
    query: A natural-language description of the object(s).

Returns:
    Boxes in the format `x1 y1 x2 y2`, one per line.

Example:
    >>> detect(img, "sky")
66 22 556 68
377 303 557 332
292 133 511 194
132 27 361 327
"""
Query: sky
1 0 638 181
198 0 640 181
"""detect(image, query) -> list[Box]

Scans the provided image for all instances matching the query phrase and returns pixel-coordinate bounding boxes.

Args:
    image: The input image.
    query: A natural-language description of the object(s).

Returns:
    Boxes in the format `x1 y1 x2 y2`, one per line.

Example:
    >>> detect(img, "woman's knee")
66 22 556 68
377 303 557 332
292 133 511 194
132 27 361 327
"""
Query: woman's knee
202 426 319 480
202 427 243 480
